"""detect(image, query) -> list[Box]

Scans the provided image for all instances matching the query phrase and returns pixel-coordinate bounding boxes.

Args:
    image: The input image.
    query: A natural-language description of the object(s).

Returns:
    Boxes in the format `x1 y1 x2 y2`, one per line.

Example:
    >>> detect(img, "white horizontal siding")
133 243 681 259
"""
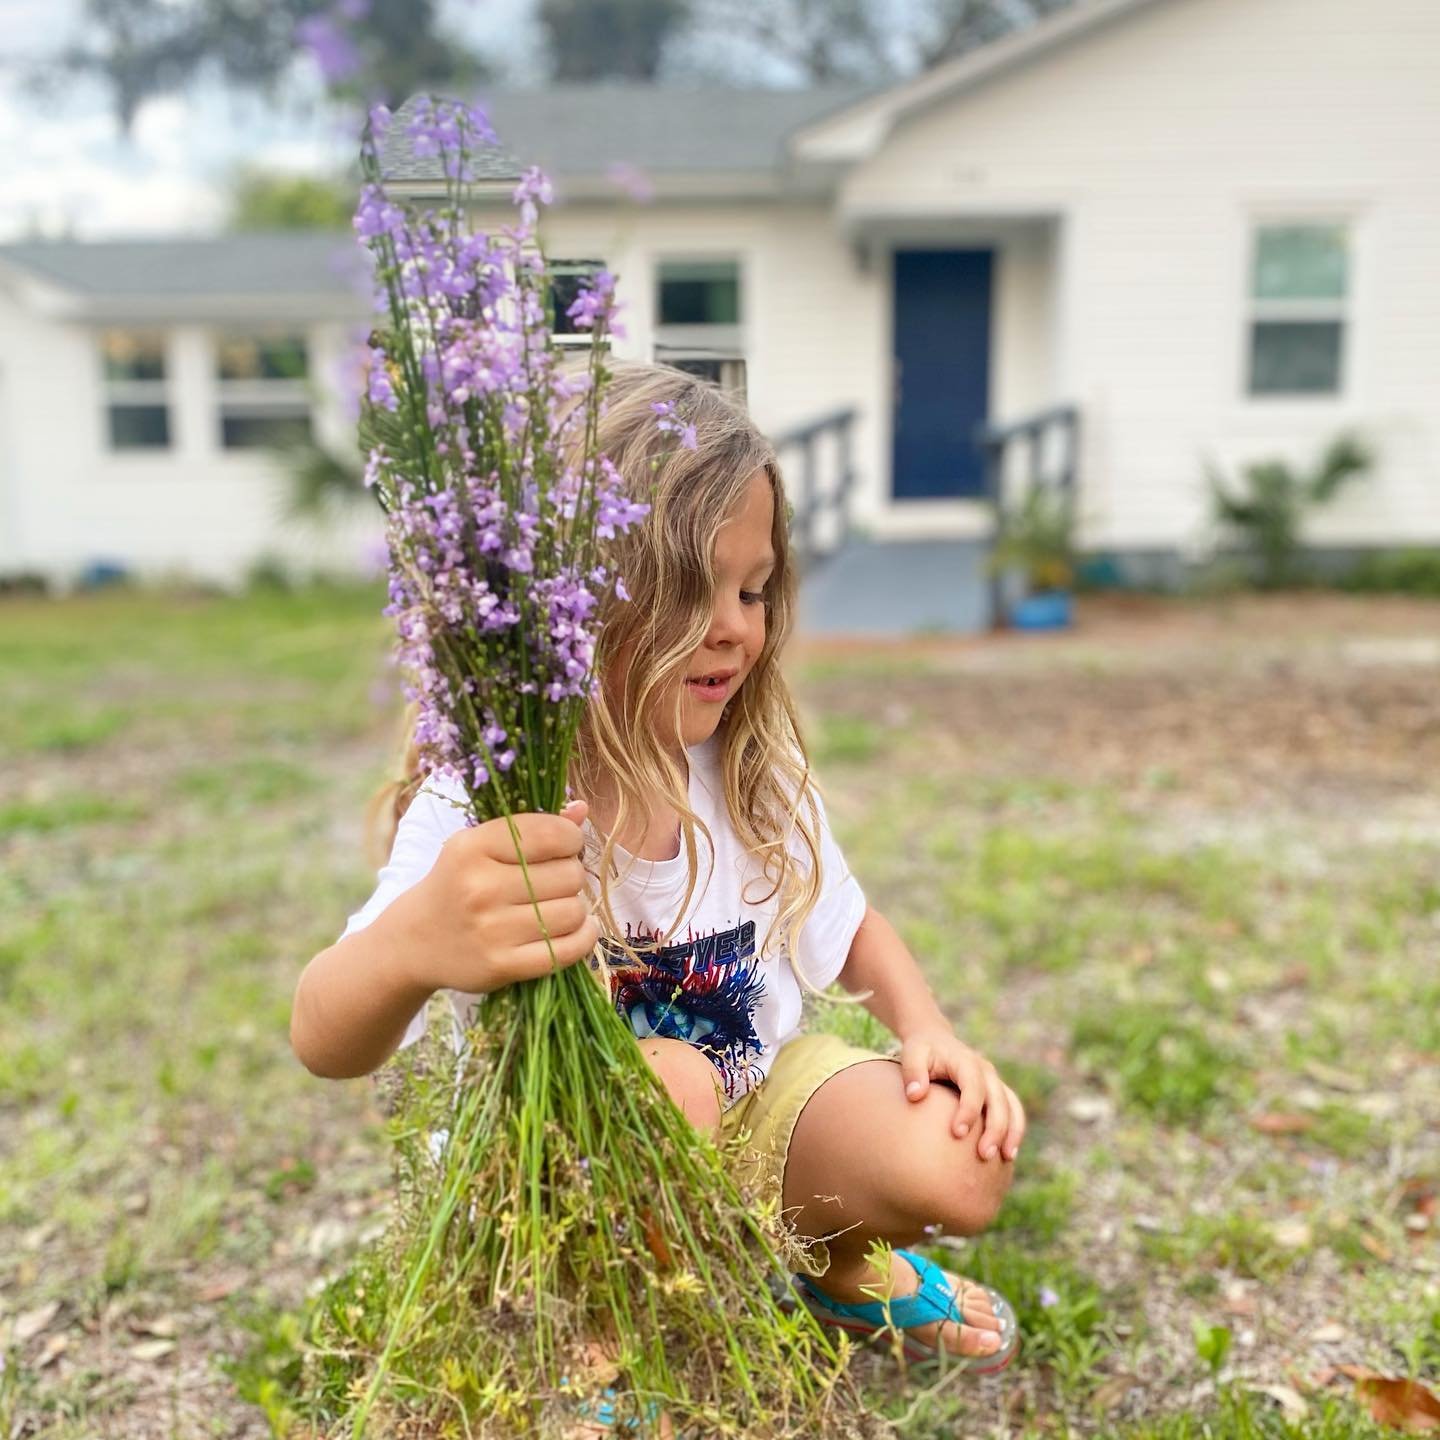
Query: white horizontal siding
0 295 380 584
844 0 1440 548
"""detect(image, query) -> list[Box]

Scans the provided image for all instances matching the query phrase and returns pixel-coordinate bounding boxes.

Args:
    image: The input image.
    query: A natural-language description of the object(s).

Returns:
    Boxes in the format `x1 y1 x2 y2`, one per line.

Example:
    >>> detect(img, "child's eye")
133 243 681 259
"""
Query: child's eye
739 590 767 606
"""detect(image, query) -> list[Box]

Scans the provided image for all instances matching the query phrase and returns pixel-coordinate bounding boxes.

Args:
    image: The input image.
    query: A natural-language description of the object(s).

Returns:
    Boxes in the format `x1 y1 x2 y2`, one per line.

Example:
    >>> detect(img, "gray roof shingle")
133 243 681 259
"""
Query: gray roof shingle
0 231 362 300
379 85 877 185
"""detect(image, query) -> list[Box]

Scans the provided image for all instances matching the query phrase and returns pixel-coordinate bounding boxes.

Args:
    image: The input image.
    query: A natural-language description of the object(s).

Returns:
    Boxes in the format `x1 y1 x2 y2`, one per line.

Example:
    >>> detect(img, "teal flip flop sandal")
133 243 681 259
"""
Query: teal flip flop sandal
794 1248 1020 1375
557 1377 662 1431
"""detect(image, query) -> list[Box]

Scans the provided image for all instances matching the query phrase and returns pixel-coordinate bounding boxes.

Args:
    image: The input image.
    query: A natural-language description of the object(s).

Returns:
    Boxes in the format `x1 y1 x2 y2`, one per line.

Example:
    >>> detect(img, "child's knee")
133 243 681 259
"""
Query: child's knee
912 1120 1016 1238
639 1036 724 1135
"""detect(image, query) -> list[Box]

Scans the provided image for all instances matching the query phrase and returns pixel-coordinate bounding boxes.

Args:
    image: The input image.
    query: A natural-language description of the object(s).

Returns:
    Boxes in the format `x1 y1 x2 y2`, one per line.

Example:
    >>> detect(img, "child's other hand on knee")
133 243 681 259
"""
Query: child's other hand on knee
896 1027 1027 1163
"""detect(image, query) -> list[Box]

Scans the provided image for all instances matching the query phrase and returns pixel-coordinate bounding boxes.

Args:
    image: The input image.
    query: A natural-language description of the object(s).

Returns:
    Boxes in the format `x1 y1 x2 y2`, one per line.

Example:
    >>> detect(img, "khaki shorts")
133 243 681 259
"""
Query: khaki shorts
716 1031 902 1278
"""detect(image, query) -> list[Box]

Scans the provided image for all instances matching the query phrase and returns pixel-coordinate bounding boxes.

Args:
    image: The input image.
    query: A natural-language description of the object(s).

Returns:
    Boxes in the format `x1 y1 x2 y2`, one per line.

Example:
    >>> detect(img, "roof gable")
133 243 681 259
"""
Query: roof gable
789 0 1177 163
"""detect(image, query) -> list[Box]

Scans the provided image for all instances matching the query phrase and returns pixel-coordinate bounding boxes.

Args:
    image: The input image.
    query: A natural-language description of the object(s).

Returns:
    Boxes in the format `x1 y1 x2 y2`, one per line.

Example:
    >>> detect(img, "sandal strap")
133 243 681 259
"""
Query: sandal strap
798 1248 968 1331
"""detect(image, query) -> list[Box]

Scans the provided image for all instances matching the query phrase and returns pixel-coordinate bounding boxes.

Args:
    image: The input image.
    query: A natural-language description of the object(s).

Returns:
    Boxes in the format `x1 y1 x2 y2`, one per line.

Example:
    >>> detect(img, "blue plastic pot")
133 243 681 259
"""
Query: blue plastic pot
1009 590 1072 630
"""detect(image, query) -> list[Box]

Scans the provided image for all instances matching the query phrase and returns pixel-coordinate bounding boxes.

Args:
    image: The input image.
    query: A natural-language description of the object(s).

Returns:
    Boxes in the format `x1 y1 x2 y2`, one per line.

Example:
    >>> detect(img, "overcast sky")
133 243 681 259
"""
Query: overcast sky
0 0 588 240
0 0 924 242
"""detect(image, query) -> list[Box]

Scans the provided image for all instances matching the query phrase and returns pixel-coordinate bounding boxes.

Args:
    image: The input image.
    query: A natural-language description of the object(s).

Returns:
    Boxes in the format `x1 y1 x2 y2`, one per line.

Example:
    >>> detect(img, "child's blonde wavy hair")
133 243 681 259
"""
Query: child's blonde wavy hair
366 360 865 1007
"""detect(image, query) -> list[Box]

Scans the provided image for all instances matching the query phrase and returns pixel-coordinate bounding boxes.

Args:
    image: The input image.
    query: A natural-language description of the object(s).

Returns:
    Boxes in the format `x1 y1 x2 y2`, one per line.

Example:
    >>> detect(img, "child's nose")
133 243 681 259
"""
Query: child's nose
706 595 749 647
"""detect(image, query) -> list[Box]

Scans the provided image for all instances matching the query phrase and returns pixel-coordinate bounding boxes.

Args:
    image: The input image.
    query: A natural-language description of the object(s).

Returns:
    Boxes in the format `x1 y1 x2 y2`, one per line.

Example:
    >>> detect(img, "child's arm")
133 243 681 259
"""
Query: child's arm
291 799 597 1080
834 903 1027 1163
291 878 452 1079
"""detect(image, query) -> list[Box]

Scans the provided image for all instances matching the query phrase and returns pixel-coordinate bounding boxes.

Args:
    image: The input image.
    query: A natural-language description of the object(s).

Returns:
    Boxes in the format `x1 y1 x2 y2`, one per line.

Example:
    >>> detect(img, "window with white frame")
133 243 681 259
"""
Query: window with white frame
548 258 610 346
653 258 746 398
1247 222 1349 397
215 333 312 448
101 330 171 449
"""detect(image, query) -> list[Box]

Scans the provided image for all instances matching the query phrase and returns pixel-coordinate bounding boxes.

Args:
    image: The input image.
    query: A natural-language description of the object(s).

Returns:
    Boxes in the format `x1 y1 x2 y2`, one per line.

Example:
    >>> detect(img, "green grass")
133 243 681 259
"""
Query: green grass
2 584 1435 1439
1070 1001 1241 1124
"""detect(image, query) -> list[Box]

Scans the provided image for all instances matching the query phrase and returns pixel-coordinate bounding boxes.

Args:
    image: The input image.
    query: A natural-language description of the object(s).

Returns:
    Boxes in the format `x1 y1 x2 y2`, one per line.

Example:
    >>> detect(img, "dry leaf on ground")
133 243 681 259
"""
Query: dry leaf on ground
1337 1367 1440 1433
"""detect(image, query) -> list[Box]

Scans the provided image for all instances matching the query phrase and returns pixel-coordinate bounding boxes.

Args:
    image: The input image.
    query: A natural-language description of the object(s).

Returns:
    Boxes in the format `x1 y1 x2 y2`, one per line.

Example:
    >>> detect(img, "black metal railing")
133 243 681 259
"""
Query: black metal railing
975 403 1081 624
774 406 859 567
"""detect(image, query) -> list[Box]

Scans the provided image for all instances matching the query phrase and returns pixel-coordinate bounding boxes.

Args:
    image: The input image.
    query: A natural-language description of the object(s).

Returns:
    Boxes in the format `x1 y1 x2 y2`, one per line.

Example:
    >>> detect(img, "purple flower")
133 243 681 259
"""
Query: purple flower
354 95 651 812
605 161 655 204
512 167 554 229
297 11 362 84
1038 1285 1060 1309
651 398 697 450
566 270 619 333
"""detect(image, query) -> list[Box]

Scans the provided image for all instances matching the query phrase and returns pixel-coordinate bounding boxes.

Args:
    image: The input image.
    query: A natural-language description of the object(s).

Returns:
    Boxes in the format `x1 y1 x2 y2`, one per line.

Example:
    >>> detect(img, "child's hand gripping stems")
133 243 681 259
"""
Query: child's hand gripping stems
290 801 598 1079
408 799 601 995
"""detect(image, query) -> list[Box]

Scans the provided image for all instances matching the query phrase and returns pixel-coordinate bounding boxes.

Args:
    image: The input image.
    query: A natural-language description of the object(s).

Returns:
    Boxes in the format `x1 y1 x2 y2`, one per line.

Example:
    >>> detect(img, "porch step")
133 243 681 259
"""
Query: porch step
797 538 994 636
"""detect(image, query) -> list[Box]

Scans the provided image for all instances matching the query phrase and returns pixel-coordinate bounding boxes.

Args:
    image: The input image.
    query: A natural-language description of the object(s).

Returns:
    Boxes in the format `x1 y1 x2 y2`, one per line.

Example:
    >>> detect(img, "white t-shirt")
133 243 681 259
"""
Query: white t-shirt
338 734 867 1110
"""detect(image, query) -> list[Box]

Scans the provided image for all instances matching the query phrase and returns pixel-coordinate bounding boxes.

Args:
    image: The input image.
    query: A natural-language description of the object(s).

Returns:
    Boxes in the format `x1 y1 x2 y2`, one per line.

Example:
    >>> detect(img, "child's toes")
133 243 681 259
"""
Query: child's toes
936 1318 1003 1358
945 1270 1000 1330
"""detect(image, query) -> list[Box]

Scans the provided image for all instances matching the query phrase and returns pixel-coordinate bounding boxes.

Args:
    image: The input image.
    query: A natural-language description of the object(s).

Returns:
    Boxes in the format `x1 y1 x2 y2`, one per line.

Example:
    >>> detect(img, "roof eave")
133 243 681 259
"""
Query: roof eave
386 166 837 206
22 291 370 323
788 0 1174 164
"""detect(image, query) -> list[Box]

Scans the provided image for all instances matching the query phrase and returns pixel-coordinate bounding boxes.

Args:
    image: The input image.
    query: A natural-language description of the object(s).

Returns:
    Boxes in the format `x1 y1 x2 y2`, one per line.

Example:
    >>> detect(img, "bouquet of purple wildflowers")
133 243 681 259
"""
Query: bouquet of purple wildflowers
297 98 883 1440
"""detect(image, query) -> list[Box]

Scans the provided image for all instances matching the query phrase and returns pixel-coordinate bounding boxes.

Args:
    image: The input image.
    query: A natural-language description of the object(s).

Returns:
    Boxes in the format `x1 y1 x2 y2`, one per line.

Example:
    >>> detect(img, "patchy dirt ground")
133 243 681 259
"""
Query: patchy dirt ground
1 589 1436 1438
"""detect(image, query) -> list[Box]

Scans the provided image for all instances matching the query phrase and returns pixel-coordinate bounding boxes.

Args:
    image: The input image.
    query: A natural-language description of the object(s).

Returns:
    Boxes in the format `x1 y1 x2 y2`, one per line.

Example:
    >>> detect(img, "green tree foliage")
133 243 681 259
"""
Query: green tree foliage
227 169 354 231
42 0 494 133
919 0 1078 66
685 0 898 83
1207 432 1375 588
537 0 692 81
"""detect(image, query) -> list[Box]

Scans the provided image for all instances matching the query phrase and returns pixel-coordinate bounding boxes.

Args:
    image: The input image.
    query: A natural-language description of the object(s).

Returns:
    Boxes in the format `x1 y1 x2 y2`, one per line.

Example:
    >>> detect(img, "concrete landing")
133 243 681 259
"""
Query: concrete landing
797 538 994 636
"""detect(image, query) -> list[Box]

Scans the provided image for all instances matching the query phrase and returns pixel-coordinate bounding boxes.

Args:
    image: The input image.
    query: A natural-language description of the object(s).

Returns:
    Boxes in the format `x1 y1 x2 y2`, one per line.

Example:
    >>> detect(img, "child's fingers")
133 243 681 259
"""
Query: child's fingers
509 913 602 978
900 1039 933 1100
494 856 588 904
948 1055 987 1139
1001 1085 1027 1161
478 812 586 864
976 1079 1011 1161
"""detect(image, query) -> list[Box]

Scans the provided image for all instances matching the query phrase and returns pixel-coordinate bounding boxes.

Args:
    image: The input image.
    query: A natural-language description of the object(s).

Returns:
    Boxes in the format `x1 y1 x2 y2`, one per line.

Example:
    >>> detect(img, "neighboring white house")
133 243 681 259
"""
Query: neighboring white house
4 0 1438 626
0 233 378 587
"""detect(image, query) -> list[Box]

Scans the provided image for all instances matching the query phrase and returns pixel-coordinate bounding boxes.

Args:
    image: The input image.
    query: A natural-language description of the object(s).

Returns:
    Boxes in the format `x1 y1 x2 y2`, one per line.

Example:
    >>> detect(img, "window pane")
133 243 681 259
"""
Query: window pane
1252 225 1347 301
548 261 606 337
663 356 748 399
107 404 170 448
102 331 166 382
217 335 309 380
220 408 312 448
1249 321 1343 394
658 261 740 326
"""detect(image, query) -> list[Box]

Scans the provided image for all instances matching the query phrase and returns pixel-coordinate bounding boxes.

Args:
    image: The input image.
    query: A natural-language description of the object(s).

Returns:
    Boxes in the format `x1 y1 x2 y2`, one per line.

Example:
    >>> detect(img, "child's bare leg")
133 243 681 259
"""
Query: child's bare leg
782 1059 1015 1359
638 1035 725 1137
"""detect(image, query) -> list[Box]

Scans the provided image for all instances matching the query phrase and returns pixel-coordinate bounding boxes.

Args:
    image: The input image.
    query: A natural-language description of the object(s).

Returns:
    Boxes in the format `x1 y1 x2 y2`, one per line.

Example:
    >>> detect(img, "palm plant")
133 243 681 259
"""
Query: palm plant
988 483 1076 594
1206 432 1374 588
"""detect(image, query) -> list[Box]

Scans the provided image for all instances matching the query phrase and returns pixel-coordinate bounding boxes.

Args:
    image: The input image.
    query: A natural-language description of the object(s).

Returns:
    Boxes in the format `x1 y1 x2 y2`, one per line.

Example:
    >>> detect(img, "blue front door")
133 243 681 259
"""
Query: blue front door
891 248 992 500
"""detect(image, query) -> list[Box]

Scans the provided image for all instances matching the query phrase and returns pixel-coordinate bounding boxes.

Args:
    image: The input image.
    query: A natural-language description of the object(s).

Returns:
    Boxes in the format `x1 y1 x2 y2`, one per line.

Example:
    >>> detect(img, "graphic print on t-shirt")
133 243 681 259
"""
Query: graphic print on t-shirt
599 919 766 1102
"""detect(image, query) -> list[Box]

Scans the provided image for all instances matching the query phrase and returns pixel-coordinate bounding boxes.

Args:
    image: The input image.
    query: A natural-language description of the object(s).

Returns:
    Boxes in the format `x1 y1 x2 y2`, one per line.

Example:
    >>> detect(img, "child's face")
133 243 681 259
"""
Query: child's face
676 468 775 749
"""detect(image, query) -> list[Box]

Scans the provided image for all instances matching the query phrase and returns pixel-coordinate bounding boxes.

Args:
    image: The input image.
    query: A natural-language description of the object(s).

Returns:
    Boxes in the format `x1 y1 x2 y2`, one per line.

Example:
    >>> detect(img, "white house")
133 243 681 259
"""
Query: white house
0 233 378 588
379 0 1440 627
4 0 1437 630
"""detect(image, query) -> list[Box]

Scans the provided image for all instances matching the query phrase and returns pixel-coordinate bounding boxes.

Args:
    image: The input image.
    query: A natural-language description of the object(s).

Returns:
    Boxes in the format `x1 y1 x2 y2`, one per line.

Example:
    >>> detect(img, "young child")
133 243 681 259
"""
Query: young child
290 361 1025 1411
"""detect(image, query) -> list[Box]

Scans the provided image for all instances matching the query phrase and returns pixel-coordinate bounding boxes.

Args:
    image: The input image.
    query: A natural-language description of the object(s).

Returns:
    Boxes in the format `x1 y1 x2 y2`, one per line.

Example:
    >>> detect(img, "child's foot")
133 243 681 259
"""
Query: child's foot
561 1334 677 1438
804 1249 1006 1362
